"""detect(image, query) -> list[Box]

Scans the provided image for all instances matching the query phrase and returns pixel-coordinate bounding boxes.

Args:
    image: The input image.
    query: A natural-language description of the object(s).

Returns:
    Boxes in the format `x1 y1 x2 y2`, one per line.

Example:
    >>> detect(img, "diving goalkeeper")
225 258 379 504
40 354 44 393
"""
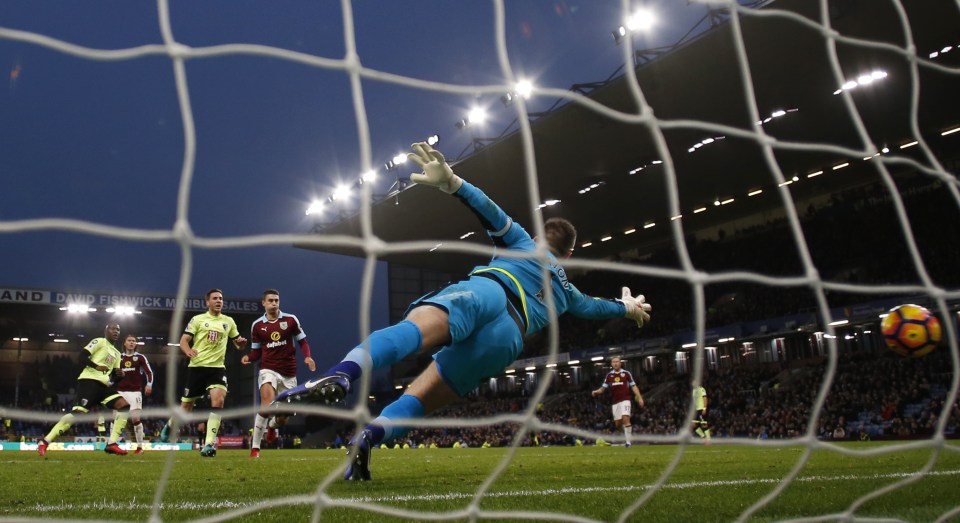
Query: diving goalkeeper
279 142 652 480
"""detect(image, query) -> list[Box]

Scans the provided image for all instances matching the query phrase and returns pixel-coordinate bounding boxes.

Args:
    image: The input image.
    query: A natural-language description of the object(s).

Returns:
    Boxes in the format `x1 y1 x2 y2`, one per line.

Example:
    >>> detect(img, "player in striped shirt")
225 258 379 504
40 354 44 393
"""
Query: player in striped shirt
37 323 131 457
241 289 315 458
592 356 644 447
112 334 155 454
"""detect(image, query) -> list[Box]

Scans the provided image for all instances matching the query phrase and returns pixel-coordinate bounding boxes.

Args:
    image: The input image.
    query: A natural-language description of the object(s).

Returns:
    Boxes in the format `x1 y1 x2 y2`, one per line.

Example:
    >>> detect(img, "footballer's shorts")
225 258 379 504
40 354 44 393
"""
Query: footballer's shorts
73 379 124 412
181 366 228 403
409 275 524 397
118 390 144 410
258 368 296 394
612 399 632 420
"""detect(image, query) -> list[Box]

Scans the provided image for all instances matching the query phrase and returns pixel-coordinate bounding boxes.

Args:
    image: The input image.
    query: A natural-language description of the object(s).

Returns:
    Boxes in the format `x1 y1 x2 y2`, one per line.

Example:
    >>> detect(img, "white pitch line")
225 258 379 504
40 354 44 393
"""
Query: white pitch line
15 469 960 514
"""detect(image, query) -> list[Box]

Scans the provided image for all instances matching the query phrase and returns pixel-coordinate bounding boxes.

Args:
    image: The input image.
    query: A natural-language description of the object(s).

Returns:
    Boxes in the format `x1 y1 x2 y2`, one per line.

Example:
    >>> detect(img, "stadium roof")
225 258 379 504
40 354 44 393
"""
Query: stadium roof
298 0 960 273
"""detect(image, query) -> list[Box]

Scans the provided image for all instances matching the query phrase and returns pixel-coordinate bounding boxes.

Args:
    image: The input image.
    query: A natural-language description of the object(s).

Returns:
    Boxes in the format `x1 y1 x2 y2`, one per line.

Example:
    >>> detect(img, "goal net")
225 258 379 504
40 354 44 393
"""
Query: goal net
1 0 959 521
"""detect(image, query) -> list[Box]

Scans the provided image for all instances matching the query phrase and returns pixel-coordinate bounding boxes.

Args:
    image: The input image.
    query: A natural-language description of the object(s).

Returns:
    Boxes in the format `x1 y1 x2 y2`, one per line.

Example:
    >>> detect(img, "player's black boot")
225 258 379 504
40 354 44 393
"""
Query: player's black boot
343 430 372 481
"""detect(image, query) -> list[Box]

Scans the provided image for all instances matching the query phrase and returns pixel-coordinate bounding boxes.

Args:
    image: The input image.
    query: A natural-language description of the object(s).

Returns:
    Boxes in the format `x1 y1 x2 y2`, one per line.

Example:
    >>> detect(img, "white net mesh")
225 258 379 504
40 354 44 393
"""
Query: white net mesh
1 0 960 521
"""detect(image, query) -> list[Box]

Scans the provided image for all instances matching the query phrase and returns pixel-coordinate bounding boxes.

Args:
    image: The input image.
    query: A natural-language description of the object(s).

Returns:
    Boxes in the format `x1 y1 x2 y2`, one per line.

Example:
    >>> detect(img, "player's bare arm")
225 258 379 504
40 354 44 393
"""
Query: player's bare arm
632 385 645 407
180 333 197 358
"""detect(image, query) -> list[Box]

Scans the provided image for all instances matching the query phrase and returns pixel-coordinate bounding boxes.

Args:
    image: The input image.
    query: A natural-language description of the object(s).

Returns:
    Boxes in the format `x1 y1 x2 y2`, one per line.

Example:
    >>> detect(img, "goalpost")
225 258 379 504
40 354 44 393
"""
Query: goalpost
1 0 959 521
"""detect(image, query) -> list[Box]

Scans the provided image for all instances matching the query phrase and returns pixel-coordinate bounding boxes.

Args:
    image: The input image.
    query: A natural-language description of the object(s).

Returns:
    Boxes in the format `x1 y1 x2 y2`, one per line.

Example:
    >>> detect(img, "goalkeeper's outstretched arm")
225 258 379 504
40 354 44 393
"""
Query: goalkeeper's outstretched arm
407 141 534 251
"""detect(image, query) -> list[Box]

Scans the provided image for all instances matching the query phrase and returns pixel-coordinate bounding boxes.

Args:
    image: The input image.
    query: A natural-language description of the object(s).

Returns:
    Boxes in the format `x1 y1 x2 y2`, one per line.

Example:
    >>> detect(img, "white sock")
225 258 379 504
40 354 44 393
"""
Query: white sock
624 426 632 445
134 421 144 447
252 414 268 449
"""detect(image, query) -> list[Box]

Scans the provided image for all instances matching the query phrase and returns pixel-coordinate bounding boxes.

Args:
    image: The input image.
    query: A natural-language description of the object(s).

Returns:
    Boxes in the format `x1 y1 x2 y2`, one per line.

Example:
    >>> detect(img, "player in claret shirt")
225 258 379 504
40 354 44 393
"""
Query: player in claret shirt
592 356 644 447
113 334 155 454
241 289 315 458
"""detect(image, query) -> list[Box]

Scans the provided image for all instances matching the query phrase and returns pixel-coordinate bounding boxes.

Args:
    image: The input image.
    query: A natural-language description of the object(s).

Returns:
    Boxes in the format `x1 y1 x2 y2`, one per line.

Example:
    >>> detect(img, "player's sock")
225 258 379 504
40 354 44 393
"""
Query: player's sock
695 427 705 438
133 420 144 447
206 412 221 447
45 412 76 443
368 394 425 444
252 413 268 449
329 321 422 383
704 428 712 440
109 412 129 444
624 425 632 446
267 417 277 429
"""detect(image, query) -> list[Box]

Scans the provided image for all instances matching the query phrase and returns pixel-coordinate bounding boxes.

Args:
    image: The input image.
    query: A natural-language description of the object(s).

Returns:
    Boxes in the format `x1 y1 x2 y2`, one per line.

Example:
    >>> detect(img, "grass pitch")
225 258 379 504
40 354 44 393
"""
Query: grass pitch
3 442 960 522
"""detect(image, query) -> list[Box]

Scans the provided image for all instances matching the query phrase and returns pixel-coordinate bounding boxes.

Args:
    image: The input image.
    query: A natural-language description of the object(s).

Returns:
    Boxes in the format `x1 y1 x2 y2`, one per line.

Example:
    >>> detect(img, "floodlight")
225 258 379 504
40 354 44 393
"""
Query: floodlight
360 170 377 184
426 134 440 146
612 26 627 44
625 9 655 31
515 80 533 99
331 184 351 201
467 107 487 125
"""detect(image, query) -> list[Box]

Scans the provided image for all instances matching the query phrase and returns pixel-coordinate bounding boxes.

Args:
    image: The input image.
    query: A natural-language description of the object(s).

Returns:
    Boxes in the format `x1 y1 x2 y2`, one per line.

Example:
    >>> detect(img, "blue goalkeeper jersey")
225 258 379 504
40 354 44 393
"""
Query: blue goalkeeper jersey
453 179 626 335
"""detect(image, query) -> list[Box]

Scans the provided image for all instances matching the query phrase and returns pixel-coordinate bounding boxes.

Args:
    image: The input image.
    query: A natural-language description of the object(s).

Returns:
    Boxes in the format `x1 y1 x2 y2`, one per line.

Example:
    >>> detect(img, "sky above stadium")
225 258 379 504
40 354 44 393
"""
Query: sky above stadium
0 1 708 372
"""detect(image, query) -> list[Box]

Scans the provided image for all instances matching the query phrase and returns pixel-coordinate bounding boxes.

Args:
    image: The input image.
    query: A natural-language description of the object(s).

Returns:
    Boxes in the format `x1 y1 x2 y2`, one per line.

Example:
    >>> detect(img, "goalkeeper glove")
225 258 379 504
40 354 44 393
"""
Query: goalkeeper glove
407 142 463 194
618 286 651 328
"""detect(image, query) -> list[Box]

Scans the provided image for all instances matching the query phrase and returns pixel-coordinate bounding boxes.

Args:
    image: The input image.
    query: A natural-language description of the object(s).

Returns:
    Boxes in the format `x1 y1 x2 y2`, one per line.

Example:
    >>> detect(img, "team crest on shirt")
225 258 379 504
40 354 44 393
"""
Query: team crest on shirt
280 321 288 330
133 356 138 362
222 323 228 330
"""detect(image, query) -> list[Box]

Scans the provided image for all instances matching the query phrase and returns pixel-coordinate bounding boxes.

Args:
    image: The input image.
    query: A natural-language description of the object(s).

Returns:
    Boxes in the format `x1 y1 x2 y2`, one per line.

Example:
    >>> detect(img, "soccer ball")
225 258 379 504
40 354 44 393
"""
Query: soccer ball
880 304 941 357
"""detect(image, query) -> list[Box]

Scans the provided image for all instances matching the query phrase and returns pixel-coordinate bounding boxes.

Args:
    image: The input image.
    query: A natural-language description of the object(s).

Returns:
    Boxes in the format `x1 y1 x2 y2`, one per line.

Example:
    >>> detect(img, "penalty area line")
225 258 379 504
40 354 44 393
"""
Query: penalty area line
19 469 960 513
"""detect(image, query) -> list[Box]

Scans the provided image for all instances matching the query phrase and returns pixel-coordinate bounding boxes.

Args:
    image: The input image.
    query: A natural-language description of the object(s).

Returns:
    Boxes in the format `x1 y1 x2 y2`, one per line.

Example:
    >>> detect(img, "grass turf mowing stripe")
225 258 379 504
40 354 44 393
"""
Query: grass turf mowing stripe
20 468 960 513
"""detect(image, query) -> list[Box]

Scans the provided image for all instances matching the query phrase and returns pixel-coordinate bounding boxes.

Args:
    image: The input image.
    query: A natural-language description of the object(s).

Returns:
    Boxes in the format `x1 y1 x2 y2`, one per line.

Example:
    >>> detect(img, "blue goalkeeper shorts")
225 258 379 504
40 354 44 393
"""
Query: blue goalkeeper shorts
408 275 524 396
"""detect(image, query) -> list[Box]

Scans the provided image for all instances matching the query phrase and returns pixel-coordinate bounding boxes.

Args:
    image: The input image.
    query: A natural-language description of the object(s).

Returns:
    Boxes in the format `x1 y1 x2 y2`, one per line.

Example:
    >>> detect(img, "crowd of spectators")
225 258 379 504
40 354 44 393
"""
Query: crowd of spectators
314 349 958 449
524 174 960 356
